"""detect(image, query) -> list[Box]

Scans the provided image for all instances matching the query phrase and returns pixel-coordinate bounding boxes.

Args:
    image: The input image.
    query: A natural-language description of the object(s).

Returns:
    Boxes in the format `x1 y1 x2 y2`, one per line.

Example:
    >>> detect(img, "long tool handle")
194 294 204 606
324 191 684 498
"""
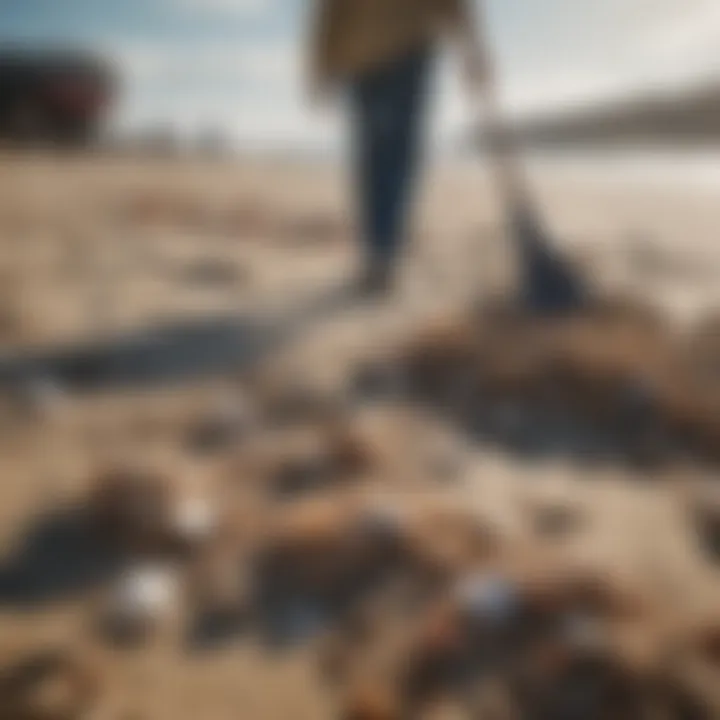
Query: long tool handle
475 61 537 223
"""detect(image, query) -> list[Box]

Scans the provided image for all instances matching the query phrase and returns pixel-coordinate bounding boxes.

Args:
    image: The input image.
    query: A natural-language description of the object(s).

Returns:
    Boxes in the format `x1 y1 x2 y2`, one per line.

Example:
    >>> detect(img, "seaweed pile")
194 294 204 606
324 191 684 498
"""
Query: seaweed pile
399 297 720 467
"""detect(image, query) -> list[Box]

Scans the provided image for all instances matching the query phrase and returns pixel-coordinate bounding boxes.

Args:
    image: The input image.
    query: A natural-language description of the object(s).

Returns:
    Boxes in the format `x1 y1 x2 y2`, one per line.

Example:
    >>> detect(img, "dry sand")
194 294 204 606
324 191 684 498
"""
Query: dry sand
0 151 719 719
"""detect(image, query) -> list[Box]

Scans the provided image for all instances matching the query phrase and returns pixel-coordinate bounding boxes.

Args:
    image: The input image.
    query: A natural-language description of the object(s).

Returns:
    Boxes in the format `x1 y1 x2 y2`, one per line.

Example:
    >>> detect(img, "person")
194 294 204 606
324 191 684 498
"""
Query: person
309 0 490 294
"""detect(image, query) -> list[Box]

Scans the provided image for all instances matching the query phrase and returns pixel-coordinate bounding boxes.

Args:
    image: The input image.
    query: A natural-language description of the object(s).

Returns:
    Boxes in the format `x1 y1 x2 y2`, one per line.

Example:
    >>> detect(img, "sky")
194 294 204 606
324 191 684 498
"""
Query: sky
1 0 719 151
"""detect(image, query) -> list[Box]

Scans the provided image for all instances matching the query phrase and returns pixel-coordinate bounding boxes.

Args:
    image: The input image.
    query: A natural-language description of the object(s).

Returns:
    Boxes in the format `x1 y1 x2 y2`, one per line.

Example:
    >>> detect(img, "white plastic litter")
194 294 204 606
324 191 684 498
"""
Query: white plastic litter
105 563 179 638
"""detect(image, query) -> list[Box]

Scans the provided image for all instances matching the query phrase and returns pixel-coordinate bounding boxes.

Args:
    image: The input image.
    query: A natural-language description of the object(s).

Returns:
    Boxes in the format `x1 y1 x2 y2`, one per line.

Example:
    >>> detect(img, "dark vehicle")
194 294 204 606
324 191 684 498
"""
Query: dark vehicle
0 50 115 146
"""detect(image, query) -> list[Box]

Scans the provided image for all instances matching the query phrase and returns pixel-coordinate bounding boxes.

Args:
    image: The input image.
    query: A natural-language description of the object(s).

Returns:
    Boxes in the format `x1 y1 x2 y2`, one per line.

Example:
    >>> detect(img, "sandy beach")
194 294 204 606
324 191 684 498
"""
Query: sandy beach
0 151 719 719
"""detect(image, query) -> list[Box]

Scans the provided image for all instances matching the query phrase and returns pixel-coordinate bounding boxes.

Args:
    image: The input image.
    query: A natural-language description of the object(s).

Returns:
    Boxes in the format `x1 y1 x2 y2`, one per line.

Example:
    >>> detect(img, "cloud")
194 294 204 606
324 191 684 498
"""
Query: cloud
107 36 299 89
480 0 720 116
640 0 720 82
106 35 321 147
164 0 272 17
107 0 720 150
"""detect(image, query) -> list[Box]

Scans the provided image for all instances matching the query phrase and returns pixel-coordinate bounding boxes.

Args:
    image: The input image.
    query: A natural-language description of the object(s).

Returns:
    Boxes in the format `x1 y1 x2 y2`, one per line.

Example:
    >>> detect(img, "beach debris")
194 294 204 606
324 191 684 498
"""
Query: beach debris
0 648 101 720
86 462 219 557
86 463 174 555
100 562 180 646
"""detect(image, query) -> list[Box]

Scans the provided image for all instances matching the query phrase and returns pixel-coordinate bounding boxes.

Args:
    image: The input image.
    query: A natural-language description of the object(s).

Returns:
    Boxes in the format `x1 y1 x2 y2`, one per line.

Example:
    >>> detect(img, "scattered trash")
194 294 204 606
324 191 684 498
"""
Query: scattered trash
400 298 720 466
101 563 180 646
3 143 720 720
86 463 174 556
0 648 101 720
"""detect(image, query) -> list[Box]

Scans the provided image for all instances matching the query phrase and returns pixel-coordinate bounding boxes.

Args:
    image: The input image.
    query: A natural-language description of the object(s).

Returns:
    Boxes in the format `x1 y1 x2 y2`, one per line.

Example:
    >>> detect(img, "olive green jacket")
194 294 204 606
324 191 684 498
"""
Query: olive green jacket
310 0 475 83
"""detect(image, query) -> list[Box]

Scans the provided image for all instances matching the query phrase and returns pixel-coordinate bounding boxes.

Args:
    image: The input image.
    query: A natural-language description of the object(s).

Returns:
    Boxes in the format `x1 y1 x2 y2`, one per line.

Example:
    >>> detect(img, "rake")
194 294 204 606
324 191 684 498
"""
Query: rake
479 66 589 315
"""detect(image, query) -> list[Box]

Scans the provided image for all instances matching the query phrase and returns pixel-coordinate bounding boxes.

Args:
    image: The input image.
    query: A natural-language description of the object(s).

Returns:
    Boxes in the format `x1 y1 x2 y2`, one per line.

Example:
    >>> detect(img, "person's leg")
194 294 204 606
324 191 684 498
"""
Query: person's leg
380 46 433 263
351 45 434 291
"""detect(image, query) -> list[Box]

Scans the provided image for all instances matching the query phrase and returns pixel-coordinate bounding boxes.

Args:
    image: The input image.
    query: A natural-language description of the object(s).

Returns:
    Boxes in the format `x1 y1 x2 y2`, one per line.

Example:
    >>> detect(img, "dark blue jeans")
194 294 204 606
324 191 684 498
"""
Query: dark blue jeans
350 44 434 267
